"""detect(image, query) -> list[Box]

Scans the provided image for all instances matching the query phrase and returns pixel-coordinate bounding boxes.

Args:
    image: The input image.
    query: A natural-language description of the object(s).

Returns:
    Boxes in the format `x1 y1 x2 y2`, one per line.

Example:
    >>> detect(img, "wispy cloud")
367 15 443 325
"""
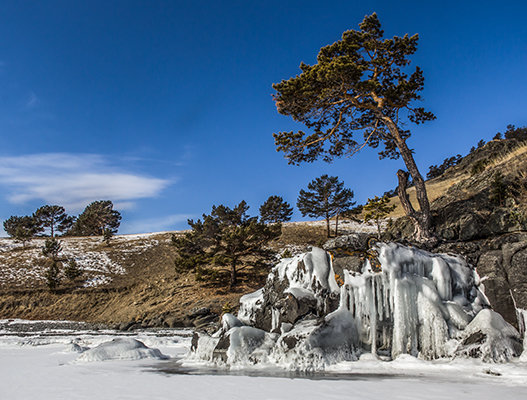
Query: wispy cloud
0 153 172 211
26 91 40 108
119 214 191 234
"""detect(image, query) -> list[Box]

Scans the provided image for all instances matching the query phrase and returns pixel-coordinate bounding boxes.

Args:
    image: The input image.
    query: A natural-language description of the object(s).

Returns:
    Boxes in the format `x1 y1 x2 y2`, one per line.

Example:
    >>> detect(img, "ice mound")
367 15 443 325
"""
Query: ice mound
68 343 89 353
456 309 523 362
76 338 168 362
191 243 523 370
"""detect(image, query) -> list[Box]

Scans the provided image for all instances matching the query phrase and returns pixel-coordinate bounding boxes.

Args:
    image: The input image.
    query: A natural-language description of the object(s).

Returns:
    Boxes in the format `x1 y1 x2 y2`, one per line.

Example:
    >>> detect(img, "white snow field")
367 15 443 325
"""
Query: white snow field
0 322 526 400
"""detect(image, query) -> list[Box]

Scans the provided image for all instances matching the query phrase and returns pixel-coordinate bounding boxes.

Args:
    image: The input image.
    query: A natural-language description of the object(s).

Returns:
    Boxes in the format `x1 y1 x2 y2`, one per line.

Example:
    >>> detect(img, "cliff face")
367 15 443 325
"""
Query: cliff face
385 139 527 329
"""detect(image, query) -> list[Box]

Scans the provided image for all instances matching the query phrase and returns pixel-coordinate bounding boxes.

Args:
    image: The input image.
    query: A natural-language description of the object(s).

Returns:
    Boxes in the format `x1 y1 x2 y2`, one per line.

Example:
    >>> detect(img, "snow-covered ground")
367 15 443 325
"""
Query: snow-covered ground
0 234 160 288
285 219 380 235
0 320 526 400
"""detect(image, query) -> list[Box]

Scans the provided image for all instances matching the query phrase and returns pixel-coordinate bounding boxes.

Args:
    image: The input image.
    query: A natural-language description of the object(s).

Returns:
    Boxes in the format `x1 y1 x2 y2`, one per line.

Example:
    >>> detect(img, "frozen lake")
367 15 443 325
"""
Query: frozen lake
1 320 526 400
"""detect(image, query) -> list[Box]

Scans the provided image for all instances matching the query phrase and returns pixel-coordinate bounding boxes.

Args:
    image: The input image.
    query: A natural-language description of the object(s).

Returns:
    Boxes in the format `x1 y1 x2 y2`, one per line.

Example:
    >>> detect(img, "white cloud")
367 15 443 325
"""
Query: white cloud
0 153 172 211
119 214 191 234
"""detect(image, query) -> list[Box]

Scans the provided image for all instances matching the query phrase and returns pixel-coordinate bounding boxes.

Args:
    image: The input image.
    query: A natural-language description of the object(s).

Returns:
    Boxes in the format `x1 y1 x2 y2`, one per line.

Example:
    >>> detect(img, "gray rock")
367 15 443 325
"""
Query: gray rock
476 251 517 324
459 214 482 241
188 307 211 318
323 233 370 252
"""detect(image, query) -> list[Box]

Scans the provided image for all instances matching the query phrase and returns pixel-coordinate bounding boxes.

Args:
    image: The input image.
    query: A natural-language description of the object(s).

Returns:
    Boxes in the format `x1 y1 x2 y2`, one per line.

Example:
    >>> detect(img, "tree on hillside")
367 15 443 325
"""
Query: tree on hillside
69 200 121 236
297 175 355 238
502 124 527 142
3 215 41 246
426 154 462 180
42 237 62 260
41 237 63 290
259 195 294 224
273 13 436 244
172 201 281 289
363 195 397 238
34 205 74 237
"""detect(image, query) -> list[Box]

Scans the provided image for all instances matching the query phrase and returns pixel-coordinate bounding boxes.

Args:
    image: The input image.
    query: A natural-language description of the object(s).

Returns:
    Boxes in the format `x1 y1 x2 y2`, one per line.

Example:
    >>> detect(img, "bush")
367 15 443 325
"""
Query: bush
490 172 508 206
471 159 489 175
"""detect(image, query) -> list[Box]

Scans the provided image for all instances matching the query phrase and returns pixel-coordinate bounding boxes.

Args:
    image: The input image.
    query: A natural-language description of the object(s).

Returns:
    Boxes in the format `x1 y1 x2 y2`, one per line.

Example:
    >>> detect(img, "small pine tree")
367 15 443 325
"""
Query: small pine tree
426 154 462 180
42 238 62 260
259 195 293 224
490 172 508 206
493 132 502 140
297 175 355 237
363 195 397 238
477 139 486 148
503 124 527 141
64 259 82 281
45 260 61 291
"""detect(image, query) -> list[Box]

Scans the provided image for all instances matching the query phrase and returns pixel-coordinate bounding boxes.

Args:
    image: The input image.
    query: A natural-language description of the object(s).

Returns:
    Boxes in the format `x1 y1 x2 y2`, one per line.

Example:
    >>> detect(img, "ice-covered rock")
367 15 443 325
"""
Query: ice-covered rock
455 309 522 362
76 338 168 362
238 247 340 333
222 313 244 331
190 243 524 370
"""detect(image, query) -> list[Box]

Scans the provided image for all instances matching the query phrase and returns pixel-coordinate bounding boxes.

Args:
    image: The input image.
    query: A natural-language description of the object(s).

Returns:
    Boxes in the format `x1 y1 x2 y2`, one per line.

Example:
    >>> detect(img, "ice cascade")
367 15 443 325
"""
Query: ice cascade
190 243 523 369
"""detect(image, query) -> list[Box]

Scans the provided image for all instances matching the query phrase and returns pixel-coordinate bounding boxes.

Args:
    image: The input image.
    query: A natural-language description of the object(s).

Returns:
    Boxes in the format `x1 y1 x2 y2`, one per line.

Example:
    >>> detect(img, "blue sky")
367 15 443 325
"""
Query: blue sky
0 0 526 234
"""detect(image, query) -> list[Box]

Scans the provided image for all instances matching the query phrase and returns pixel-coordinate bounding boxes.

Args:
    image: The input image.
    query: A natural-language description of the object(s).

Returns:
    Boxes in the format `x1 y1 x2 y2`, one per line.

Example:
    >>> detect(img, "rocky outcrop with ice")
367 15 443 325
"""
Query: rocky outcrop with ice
190 243 523 370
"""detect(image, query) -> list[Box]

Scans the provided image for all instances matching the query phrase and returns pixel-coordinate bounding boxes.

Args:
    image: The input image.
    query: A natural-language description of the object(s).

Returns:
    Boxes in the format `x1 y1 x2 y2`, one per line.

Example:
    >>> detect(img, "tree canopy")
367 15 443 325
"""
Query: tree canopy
273 13 435 243
3 215 41 244
297 175 355 237
69 200 121 236
34 205 74 237
259 195 294 224
172 201 281 289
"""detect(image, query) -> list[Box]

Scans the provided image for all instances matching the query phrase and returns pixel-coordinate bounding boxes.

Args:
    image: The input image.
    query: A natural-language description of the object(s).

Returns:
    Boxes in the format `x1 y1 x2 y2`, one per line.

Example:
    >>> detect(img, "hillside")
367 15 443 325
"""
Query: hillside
385 138 527 218
1 138 526 330
0 221 376 328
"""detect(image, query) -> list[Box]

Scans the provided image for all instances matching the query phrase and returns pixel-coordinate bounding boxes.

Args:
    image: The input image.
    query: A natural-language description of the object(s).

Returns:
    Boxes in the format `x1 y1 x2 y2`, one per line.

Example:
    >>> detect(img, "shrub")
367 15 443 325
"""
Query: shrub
471 159 489 175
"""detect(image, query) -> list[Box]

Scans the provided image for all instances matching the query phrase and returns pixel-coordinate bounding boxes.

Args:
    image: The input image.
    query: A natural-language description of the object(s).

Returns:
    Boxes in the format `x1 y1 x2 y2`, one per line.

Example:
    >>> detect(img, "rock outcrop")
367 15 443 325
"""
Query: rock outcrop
190 243 523 370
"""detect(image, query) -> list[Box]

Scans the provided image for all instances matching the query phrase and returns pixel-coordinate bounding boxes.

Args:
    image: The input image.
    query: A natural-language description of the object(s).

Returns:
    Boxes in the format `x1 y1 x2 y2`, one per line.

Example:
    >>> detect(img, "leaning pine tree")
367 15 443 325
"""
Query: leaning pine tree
273 13 436 244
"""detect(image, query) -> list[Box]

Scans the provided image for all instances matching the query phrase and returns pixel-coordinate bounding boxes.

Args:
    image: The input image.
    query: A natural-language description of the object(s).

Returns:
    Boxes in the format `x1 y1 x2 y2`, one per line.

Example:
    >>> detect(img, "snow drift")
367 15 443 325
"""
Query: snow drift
76 338 168 362
191 243 523 370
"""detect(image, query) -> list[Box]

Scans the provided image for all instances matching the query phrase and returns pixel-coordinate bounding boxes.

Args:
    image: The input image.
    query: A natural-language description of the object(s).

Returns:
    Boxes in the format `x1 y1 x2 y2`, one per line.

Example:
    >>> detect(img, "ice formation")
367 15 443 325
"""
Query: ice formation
191 243 523 370
76 338 168 362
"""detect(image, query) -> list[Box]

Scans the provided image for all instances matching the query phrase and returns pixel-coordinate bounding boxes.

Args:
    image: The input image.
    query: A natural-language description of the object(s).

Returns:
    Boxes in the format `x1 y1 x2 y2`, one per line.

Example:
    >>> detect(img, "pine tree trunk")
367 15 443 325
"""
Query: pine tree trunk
335 212 339 237
382 116 436 245
325 215 331 238
229 259 238 290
